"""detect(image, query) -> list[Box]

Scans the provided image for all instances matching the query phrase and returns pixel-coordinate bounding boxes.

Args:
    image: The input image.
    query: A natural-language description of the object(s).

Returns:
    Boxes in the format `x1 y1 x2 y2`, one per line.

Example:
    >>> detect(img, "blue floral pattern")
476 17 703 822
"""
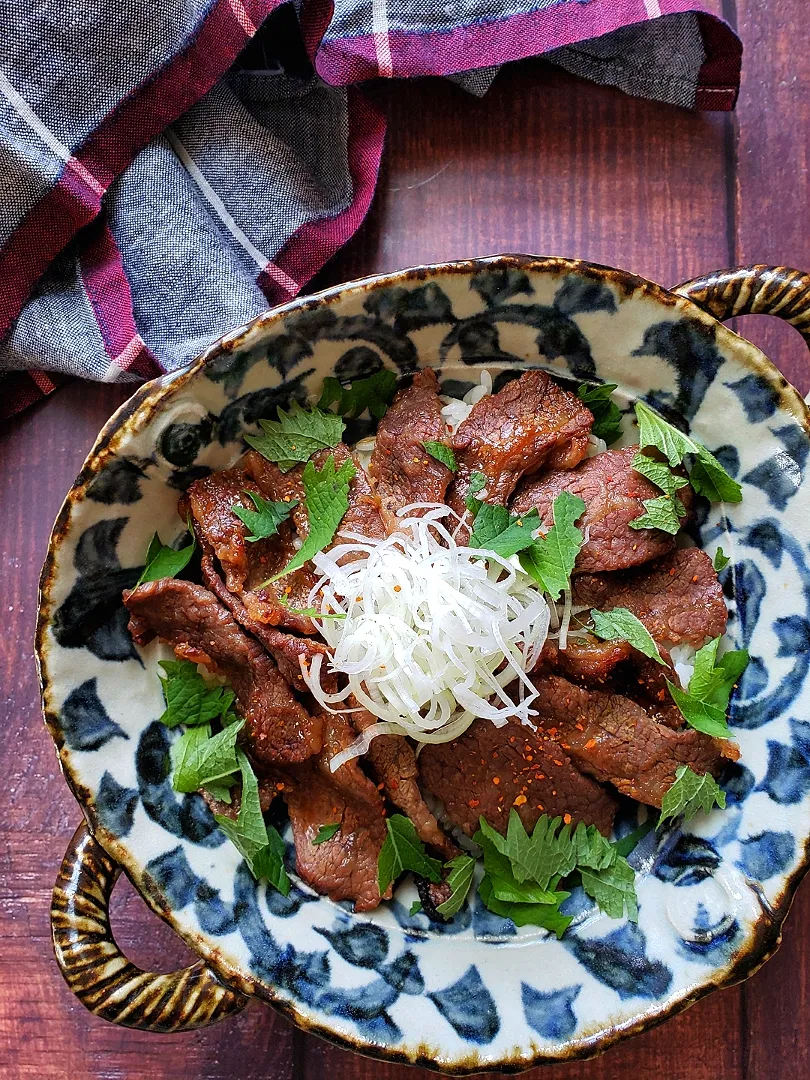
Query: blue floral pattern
37 258 810 1070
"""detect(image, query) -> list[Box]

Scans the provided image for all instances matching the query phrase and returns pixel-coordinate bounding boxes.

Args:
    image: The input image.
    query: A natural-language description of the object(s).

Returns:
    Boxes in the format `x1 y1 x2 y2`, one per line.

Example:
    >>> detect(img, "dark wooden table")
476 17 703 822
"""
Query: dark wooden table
3 4 810 1077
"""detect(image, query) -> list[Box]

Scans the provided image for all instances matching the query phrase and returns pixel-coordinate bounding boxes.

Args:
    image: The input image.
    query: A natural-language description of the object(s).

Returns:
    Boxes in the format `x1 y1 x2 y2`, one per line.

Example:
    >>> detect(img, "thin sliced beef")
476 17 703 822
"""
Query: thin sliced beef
448 370 593 521
531 674 737 807
281 712 389 912
573 547 727 648
419 717 618 838
511 445 690 572
369 368 453 532
326 444 386 547
187 466 318 635
199 541 330 693
539 637 632 684
351 707 456 856
123 579 322 764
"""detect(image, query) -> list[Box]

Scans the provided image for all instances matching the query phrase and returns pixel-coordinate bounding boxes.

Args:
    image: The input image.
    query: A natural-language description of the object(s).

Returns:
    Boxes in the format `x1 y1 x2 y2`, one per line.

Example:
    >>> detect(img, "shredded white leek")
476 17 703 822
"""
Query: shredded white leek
299 505 551 769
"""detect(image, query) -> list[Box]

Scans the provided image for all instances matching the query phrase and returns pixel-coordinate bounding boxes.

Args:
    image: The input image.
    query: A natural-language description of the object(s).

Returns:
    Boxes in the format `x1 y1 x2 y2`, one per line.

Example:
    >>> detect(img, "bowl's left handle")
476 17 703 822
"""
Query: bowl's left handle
52 822 249 1031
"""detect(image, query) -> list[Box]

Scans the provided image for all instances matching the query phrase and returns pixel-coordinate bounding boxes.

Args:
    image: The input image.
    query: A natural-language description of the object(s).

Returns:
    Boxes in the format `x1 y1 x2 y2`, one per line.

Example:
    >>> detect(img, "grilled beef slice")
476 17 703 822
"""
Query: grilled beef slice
573 547 727 649
448 369 593 523
531 674 737 807
124 579 322 764
419 717 618 838
351 706 456 856
187 465 319 635
369 368 453 532
539 637 633 684
280 712 389 912
511 445 689 572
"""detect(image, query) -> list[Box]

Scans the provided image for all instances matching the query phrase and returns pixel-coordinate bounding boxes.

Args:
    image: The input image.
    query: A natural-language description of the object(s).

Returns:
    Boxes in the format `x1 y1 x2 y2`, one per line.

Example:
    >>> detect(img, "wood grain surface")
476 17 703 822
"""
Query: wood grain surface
2 3 809 1077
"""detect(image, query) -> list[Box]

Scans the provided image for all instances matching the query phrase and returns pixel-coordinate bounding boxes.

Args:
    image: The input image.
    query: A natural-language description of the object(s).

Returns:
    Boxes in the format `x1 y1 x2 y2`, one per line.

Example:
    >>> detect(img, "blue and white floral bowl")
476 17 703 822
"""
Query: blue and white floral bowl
38 256 810 1071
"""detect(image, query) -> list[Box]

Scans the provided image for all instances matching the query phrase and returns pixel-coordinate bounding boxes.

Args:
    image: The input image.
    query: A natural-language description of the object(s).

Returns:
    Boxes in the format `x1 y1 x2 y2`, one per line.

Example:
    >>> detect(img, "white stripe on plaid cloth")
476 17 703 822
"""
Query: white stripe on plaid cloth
0 70 104 198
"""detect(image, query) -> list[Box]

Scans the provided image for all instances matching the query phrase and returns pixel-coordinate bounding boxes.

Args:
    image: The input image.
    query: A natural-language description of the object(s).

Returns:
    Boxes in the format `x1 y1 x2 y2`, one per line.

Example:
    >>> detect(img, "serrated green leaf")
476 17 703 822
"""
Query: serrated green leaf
468 471 487 496
713 546 730 572
231 490 296 542
435 855 476 917
422 440 457 472
629 493 687 535
313 823 341 845
244 401 345 472
478 875 572 937
474 827 563 904
631 452 690 496
158 659 237 728
580 857 638 921
319 370 398 419
137 530 195 586
666 680 731 738
689 444 743 503
519 491 586 599
590 607 665 664
269 454 356 582
577 382 623 445
668 637 747 734
469 503 541 557
634 401 742 504
634 400 697 466
479 813 577 890
409 900 423 916
171 718 245 793
378 814 443 894
214 750 289 893
203 778 236 803
660 764 727 826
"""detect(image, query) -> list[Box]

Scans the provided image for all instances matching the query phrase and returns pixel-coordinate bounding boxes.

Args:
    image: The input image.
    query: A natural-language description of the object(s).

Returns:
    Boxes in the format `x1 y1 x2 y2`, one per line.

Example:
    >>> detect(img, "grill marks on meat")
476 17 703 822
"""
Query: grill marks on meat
280 712 389 911
448 370 593 519
531 674 736 807
574 547 727 648
369 368 453 533
419 717 618 838
351 707 456 856
187 464 318 635
511 445 688 572
123 579 322 764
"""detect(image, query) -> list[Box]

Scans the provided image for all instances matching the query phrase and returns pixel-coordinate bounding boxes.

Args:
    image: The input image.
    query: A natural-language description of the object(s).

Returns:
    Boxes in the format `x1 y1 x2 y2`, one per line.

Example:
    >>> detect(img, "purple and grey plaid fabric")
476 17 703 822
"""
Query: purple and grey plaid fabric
0 0 741 418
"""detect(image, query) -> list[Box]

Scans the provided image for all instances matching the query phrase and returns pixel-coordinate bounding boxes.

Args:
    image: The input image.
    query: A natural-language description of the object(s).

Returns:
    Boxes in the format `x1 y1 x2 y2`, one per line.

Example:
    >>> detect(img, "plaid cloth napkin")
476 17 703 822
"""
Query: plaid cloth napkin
0 0 741 419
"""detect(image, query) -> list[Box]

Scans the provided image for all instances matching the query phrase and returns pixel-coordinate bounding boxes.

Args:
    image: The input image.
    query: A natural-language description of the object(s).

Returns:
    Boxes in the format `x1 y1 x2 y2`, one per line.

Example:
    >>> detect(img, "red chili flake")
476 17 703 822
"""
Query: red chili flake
377 782 385 791
692 575 699 583
584 738 596 749
574 723 584 731
468 799 480 809
390 780 399 790
492 777 500 785
525 754 533 762
513 794 527 806
563 813 572 825
492 751 499 758
393 584 402 592
536 804 544 811
276 782 285 791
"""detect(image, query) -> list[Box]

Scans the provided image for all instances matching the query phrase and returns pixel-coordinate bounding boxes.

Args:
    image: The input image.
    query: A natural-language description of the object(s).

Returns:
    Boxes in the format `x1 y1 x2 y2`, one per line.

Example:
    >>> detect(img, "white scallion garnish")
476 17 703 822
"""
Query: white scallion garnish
299 505 551 769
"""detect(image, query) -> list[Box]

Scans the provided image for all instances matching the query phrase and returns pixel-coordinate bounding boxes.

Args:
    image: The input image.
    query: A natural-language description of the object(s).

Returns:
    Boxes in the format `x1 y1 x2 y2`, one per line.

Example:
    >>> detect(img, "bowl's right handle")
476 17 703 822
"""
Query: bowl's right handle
52 822 249 1031
673 264 810 352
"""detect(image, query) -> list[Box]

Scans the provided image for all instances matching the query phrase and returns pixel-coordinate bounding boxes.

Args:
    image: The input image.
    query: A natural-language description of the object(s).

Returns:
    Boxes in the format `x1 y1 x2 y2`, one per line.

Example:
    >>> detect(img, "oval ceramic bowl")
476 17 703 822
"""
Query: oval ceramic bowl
39 257 810 1072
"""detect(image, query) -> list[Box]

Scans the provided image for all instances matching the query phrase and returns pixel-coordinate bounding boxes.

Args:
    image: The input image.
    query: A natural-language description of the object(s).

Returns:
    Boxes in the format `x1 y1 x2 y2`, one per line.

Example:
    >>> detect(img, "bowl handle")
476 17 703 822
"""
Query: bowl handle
673 264 810 349
51 822 249 1031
